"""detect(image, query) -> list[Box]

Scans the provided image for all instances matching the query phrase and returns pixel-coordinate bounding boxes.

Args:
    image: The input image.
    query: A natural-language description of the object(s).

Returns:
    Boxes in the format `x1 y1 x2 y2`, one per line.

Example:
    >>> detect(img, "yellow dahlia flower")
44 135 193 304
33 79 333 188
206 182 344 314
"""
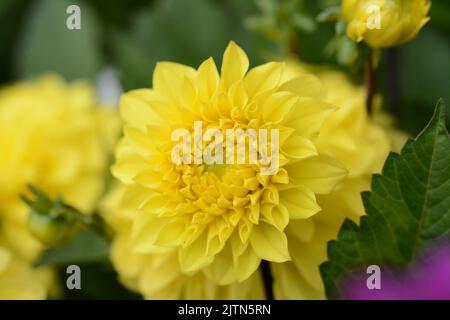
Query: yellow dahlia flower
0 75 119 261
112 42 347 285
341 0 431 48
101 184 265 299
272 61 405 299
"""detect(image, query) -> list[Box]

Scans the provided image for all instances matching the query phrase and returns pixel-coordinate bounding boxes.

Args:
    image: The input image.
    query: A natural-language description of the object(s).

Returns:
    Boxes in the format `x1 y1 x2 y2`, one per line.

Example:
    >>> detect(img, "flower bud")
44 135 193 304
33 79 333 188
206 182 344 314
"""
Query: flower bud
341 0 431 48
21 185 83 247
28 207 81 248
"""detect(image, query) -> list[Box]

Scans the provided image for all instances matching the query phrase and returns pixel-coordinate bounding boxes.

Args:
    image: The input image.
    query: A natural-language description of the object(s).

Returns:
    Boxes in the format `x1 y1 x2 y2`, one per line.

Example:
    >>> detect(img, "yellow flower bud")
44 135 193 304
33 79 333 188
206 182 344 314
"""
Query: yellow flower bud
341 0 431 48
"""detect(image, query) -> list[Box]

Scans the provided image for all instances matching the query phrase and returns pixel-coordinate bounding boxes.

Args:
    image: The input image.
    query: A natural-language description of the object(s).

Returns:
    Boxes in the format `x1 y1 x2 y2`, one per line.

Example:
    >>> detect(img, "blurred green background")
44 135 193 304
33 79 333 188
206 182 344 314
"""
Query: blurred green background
1 0 449 299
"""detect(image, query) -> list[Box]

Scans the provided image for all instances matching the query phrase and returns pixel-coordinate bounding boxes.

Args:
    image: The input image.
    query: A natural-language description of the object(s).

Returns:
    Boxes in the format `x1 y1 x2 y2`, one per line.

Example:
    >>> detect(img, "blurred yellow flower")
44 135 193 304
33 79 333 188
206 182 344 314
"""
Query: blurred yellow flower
0 242 56 300
101 184 265 299
341 0 431 48
272 61 406 299
112 41 347 285
0 75 119 261
0 75 119 299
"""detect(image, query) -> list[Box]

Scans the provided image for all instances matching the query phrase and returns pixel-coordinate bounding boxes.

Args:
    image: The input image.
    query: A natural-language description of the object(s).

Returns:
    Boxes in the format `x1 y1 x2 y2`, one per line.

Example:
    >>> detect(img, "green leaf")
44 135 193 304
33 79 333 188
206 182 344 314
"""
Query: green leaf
35 229 109 267
320 100 450 299
16 0 101 81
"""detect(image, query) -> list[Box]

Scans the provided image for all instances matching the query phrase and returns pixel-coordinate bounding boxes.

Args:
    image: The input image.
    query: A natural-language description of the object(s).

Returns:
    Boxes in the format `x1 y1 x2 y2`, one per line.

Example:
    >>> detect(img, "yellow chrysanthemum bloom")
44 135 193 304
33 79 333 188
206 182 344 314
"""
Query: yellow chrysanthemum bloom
271 61 406 299
112 41 347 285
101 184 265 299
0 75 119 262
341 0 431 48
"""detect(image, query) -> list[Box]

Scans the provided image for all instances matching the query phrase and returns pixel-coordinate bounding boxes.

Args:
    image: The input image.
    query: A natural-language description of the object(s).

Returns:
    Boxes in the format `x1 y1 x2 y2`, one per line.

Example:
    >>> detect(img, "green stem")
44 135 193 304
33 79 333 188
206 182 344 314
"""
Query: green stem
365 51 376 115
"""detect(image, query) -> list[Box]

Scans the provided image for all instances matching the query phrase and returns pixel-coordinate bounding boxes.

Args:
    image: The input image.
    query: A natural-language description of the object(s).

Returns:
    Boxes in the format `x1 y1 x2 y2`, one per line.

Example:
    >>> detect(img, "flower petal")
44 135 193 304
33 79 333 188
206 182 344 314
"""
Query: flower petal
282 135 318 160
197 57 219 101
280 186 321 219
284 97 336 139
261 91 298 123
250 222 290 262
220 41 249 89
288 154 347 194
244 62 284 98
279 74 325 98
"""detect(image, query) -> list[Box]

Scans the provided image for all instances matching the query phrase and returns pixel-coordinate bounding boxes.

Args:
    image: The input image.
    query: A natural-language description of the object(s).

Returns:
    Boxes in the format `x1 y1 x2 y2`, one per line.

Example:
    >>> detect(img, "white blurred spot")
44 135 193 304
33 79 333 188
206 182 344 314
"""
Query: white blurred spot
95 67 123 107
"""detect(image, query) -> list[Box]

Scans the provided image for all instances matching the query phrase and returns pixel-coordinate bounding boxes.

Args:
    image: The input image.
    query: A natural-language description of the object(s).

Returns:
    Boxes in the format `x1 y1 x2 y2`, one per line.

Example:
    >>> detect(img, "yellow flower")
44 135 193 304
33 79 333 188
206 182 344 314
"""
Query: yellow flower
271 61 404 299
341 0 431 48
112 41 347 285
101 183 265 299
0 75 119 261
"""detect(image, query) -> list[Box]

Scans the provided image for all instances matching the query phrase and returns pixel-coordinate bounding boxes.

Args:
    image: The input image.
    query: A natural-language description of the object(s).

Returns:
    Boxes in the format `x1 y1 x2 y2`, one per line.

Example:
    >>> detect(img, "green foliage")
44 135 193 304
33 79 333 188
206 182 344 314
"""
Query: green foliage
320 100 450 299
396 29 450 133
36 229 109 267
112 0 273 90
0 0 30 83
16 0 101 81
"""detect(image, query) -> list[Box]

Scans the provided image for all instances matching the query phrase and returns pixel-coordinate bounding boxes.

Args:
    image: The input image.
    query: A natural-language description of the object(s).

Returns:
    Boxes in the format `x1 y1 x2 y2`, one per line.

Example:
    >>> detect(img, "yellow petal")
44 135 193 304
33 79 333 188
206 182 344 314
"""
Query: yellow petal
204 244 235 285
120 89 165 128
280 186 321 219
123 125 155 153
261 203 289 231
286 218 315 243
0 247 11 272
244 62 284 98
250 222 290 262
288 154 347 194
220 41 249 89
272 261 324 299
138 251 181 296
197 57 219 101
290 239 327 292
131 214 169 252
279 74 325 98
112 153 153 184
133 170 162 190
178 232 214 272
234 244 261 282
284 97 336 139
153 61 196 105
282 135 318 160
261 91 298 123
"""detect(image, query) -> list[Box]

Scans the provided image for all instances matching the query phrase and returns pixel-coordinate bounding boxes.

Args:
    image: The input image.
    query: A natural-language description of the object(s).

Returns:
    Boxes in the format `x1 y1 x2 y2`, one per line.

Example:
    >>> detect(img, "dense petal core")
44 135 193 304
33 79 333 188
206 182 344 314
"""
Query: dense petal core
112 42 347 284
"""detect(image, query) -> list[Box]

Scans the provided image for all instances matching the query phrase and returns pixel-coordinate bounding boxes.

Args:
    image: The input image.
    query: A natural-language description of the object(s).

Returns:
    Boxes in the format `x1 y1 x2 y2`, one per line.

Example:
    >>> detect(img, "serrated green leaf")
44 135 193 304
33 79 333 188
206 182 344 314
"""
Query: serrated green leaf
35 229 109 267
320 100 450 299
